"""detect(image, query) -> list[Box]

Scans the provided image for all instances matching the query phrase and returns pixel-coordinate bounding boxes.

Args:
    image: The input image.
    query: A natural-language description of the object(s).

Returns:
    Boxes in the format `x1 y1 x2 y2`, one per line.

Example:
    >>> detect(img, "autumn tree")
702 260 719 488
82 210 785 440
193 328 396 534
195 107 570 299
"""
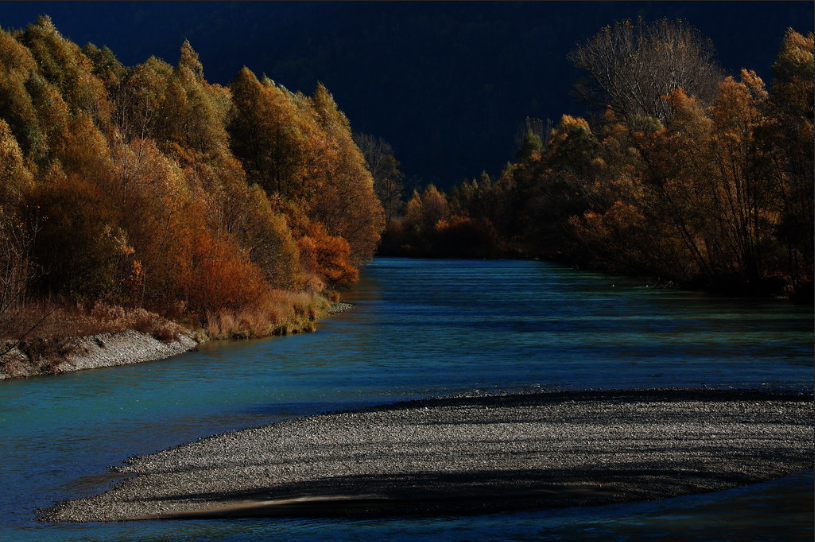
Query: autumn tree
228 68 309 198
19 16 112 130
405 184 450 234
0 119 35 319
231 185 301 290
296 222 359 287
114 55 173 144
380 184 448 256
81 42 126 94
706 71 779 286
161 41 232 160
515 115 604 258
24 164 124 299
228 72 384 278
514 130 544 164
186 229 268 314
514 117 552 152
0 26 47 163
307 84 385 264
766 29 814 297
0 119 32 210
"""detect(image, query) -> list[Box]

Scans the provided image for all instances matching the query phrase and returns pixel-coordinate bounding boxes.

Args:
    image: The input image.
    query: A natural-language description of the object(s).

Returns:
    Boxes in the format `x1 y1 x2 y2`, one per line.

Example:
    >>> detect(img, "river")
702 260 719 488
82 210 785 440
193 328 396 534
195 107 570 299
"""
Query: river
1 257 812 541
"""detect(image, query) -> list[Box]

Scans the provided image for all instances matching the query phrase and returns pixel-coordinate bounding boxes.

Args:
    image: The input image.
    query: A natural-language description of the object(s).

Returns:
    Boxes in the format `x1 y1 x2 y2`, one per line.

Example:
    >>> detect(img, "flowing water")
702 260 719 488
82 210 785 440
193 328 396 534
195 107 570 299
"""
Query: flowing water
1 258 812 542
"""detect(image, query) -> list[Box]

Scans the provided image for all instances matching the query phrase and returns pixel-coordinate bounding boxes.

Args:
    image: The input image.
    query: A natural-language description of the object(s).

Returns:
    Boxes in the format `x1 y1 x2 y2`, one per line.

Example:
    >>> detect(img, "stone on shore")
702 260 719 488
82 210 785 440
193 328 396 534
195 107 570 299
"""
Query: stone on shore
1 330 197 380
40 388 814 521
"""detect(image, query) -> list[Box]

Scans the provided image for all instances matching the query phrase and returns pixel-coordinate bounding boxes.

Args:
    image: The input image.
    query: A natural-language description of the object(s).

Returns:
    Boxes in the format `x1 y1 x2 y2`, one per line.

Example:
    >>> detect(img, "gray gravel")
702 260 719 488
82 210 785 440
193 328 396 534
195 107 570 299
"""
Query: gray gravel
40 388 813 521
329 302 355 315
1 330 197 379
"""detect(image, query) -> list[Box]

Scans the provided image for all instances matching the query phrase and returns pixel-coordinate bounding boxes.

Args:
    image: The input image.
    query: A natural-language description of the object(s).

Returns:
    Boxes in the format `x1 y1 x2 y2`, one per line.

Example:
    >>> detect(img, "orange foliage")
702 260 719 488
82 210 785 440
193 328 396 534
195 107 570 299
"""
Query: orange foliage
0 16 390 335
186 231 268 313
296 222 358 288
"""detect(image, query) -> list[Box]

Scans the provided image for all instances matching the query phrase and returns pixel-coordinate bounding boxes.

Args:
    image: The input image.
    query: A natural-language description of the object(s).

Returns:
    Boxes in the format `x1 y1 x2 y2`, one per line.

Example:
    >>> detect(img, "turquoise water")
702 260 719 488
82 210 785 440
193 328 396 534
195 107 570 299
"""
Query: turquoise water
1 258 812 541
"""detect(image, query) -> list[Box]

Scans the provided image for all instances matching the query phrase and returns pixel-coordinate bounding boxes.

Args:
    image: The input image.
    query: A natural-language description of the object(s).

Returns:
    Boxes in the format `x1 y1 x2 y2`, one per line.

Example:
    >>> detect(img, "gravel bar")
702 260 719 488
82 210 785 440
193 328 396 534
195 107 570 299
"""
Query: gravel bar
1 330 197 379
40 388 814 521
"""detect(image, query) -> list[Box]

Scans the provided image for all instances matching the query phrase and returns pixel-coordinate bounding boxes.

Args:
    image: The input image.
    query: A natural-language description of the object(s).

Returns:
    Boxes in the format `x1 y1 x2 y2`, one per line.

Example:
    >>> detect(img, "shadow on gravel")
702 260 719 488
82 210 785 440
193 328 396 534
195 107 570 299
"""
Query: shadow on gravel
40 388 814 521
148 466 789 519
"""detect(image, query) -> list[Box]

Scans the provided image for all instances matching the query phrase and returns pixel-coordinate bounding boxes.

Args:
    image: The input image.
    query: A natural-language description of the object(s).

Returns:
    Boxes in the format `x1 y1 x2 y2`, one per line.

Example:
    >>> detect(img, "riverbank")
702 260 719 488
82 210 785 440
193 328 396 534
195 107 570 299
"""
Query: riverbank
40 388 814 521
0 330 198 380
0 301 351 380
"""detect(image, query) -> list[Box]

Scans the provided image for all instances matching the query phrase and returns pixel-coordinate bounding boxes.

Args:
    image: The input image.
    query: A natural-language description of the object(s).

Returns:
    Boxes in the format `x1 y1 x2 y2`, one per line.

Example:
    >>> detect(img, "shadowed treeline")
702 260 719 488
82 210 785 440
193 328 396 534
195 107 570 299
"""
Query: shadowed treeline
381 22 813 300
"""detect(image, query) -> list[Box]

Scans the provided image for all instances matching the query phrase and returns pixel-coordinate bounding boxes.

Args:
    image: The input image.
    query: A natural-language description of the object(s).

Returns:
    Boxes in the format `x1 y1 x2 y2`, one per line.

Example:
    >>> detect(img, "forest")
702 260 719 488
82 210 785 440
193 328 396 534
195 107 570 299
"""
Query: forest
0 16 384 341
381 20 814 301
0 17 812 350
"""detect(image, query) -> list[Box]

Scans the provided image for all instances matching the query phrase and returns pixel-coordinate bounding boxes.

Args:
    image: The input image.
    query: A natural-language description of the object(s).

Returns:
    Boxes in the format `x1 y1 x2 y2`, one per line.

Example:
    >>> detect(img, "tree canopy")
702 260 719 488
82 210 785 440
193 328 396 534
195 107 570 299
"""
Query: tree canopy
0 17 385 331
381 23 813 300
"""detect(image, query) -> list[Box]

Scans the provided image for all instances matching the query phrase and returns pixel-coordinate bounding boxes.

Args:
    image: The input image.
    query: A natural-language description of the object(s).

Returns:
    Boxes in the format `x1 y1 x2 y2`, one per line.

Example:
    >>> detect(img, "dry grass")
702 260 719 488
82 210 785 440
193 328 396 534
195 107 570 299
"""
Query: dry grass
1 288 331 351
0 300 188 344
205 289 330 340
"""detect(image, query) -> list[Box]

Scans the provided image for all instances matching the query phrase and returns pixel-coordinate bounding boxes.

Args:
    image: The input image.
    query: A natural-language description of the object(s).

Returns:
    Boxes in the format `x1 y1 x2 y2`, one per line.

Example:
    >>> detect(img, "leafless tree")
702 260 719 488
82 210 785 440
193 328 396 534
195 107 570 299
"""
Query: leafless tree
568 17 725 125
0 209 45 354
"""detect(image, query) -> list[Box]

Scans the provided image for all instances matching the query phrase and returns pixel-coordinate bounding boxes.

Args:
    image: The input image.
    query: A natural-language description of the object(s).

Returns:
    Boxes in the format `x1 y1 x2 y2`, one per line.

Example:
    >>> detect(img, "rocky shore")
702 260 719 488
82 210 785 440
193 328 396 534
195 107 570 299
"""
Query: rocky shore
2 302 353 381
40 388 814 522
0 330 197 380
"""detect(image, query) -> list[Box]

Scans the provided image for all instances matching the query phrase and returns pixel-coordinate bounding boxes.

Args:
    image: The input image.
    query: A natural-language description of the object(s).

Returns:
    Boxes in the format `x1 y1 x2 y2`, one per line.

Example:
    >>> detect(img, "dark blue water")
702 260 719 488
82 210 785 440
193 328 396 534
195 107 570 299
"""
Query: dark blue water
1 258 812 542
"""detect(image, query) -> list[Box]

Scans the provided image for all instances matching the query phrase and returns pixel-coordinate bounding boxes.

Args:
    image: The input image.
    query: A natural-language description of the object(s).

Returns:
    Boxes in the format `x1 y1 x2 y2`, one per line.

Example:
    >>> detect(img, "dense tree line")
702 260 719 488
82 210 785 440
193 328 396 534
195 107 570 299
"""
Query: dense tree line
0 16 384 332
381 21 813 300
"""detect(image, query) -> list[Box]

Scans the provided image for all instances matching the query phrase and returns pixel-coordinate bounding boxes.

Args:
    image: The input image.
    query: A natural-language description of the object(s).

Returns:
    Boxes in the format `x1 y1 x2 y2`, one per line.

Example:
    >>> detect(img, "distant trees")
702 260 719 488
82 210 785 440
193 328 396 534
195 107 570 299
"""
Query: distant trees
569 74 783 290
0 16 385 333
380 181 505 259
570 27 811 297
